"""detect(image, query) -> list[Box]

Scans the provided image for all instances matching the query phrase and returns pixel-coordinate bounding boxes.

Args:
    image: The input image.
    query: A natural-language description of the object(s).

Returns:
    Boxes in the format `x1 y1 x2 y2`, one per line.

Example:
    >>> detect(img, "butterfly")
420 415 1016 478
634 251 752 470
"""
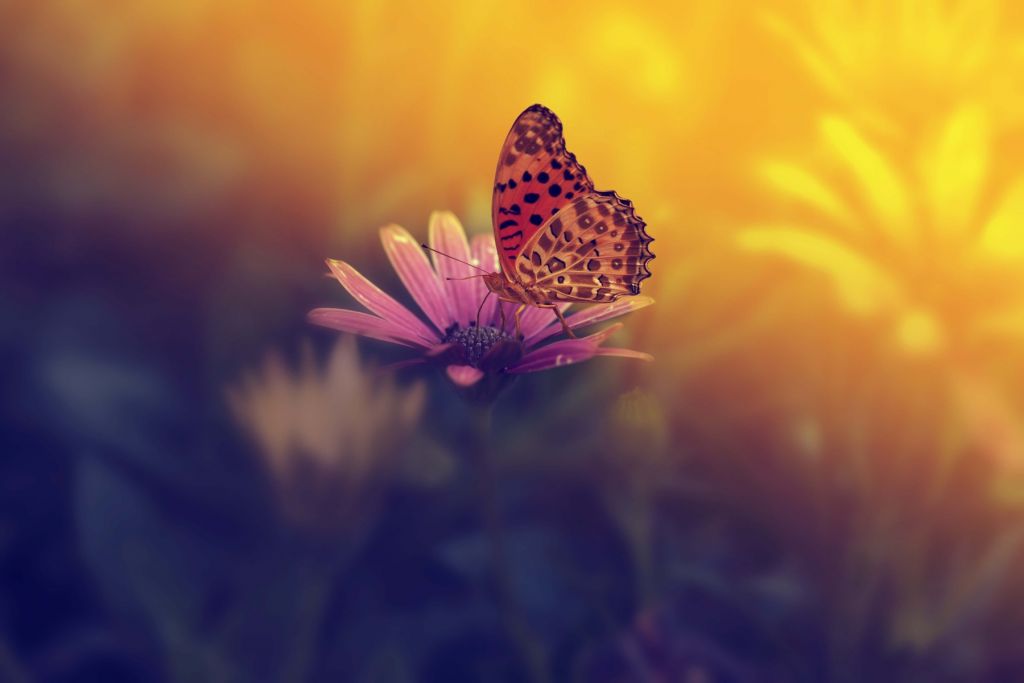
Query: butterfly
481 104 654 338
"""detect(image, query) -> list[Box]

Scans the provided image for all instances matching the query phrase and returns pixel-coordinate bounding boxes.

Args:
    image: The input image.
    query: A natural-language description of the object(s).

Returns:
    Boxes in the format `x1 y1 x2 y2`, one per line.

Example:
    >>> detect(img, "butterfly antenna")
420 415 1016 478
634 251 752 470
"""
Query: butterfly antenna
420 244 489 274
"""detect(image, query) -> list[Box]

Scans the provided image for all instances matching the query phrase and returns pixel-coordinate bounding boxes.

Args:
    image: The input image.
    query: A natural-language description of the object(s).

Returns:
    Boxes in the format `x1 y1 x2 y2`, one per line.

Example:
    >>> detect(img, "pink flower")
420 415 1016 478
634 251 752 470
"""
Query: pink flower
309 211 653 393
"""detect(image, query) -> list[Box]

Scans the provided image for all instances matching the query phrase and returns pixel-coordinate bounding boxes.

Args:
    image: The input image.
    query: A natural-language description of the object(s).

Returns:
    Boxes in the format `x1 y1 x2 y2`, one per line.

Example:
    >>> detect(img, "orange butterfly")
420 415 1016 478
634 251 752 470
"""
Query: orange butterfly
480 104 654 339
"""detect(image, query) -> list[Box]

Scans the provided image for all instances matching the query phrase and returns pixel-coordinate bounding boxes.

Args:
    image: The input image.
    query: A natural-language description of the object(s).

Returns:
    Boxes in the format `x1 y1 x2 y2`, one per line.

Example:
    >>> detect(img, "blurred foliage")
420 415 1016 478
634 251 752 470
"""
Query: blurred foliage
4 0 1024 681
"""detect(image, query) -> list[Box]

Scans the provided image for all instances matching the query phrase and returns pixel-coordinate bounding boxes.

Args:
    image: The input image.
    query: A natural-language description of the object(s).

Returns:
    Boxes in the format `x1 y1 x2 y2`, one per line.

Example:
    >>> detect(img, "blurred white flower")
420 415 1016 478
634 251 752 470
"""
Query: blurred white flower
227 337 425 534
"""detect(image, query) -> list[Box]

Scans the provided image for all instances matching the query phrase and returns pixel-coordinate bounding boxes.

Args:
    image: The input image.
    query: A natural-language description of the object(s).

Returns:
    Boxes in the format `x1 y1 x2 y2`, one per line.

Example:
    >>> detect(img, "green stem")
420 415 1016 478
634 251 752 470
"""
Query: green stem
469 404 549 683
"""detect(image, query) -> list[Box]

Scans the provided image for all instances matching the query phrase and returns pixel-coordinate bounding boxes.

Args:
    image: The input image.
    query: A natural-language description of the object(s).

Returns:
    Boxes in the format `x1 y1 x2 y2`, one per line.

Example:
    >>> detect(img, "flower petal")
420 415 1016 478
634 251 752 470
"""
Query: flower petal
525 296 654 345
425 342 455 357
921 105 988 239
472 235 502 326
380 224 452 332
308 308 425 347
446 364 484 387
473 233 500 271
430 211 482 327
509 323 625 373
756 160 859 234
325 259 439 345
594 347 654 362
518 303 572 341
508 341 601 373
821 116 912 245
737 226 903 316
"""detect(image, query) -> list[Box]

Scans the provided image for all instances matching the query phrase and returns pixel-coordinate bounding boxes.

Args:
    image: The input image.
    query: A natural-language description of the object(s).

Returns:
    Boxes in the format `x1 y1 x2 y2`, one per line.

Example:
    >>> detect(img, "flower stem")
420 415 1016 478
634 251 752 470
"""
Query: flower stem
280 564 334 683
624 482 655 610
469 404 549 683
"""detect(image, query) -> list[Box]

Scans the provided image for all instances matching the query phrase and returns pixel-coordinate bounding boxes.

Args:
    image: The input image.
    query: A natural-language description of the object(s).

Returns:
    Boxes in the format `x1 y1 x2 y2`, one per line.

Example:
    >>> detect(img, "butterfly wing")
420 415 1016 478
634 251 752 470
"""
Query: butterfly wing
492 105 594 274
511 192 654 303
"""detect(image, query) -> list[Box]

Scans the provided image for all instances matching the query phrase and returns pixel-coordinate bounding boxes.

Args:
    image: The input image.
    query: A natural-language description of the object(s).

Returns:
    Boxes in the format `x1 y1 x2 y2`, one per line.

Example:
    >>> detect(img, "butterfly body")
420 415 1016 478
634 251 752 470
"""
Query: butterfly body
484 104 654 338
483 271 547 306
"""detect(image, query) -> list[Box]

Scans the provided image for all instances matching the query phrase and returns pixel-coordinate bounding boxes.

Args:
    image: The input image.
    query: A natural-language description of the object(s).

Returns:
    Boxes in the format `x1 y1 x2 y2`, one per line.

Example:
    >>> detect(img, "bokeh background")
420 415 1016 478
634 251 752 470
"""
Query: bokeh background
4 0 1024 681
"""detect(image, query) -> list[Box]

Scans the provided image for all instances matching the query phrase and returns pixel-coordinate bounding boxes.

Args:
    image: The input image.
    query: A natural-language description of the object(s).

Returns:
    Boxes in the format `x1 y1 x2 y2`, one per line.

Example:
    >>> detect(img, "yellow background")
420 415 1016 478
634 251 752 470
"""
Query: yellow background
18 0 1024 493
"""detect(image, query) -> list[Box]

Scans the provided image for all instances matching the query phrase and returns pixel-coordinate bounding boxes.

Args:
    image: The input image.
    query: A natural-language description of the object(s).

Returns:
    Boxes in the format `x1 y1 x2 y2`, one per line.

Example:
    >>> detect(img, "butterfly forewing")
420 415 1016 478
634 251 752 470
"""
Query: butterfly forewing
512 193 654 303
492 105 594 273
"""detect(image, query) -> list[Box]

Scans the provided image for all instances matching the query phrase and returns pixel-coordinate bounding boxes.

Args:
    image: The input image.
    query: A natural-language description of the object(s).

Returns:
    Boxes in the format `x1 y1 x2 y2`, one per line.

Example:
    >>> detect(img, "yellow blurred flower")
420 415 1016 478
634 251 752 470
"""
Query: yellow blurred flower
227 337 425 534
740 106 1024 360
740 2 1024 507
761 0 1024 132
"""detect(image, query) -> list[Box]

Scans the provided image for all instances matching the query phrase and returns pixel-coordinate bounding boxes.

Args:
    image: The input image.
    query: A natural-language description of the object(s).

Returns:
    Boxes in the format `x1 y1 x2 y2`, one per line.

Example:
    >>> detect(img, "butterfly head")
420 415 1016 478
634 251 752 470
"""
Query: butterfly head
482 271 506 294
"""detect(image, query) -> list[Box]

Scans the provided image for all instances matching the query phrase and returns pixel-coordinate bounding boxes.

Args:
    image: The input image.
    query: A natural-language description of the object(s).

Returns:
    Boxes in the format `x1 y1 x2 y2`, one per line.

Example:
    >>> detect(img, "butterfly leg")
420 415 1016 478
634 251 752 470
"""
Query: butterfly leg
513 304 527 340
551 305 577 339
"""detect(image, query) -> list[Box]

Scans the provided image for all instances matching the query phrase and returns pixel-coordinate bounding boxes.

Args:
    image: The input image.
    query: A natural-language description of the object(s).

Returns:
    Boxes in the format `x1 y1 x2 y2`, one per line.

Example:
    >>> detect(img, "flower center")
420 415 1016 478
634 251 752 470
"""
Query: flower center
443 325 513 367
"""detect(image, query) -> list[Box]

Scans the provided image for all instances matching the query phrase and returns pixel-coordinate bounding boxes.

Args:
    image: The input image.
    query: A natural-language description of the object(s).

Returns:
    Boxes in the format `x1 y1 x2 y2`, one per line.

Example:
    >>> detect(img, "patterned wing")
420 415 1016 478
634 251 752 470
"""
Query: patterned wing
512 193 654 303
492 104 594 274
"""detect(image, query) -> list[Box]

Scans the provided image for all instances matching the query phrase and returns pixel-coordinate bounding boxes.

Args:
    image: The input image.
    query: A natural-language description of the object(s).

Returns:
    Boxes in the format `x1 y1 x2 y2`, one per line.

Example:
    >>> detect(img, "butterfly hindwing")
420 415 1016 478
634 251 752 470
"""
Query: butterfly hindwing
492 105 594 273
512 192 654 303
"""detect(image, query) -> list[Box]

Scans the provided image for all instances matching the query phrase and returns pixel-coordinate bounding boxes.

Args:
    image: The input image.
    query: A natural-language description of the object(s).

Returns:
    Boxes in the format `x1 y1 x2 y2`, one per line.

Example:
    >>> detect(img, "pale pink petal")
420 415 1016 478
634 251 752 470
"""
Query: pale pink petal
308 308 426 347
380 224 452 332
594 347 654 362
518 303 572 341
507 340 601 373
471 235 501 326
446 364 485 387
430 211 483 327
509 324 624 373
472 233 500 271
525 296 655 346
574 322 624 345
325 259 438 345
425 342 455 357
